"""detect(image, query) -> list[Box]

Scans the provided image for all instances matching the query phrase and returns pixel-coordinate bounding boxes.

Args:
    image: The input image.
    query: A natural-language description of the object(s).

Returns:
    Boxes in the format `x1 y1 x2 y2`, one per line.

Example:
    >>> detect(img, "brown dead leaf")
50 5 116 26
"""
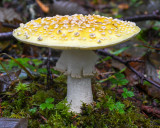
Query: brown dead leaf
118 3 129 10
125 58 145 86
0 41 10 51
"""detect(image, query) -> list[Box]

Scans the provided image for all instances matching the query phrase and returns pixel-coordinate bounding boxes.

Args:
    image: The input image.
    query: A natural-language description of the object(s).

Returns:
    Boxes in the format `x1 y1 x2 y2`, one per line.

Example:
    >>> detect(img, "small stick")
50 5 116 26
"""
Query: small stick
36 0 49 13
121 10 160 22
46 48 52 89
1 22 19 29
0 32 14 41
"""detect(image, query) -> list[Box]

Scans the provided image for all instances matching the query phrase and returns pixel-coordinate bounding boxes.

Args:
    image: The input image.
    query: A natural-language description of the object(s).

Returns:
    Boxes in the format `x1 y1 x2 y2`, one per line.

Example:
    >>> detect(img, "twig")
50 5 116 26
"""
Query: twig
36 0 49 13
121 14 160 22
0 32 14 41
0 98 2 117
46 48 52 89
0 79 10 85
38 112 48 123
126 59 144 63
141 105 160 118
1 22 19 29
97 49 160 89
121 10 160 22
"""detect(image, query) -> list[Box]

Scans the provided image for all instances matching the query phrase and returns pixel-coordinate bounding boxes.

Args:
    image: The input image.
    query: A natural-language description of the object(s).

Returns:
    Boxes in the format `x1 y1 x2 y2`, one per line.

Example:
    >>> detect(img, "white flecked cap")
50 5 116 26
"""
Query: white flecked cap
13 14 140 50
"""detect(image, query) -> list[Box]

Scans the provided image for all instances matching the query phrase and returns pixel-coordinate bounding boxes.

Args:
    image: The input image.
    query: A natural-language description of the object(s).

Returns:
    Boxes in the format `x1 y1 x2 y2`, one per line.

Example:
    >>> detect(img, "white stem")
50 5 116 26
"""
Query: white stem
67 76 93 113
55 50 98 113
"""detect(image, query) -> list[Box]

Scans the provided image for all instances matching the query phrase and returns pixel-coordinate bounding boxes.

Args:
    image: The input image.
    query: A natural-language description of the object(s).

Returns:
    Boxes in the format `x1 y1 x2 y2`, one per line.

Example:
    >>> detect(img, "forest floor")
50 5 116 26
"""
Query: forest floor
0 0 160 127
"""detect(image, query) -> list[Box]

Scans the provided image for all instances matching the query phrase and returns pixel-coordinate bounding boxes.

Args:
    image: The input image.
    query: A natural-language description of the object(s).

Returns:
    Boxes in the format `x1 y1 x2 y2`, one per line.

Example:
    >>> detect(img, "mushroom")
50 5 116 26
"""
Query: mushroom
13 14 140 113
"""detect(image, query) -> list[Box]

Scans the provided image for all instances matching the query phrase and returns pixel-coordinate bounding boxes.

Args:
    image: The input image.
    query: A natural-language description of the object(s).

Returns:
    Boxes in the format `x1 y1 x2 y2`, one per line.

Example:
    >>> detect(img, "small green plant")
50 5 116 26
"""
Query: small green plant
40 124 52 128
157 69 160 79
99 72 129 88
143 81 152 86
99 46 129 63
7 58 36 71
15 82 30 92
130 0 143 7
29 107 37 114
106 96 125 114
3 0 12 3
0 57 58 74
109 72 129 87
102 96 125 114
122 88 135 99
114 102 125 114
40 98 54 110
71 124 77 128
39 98 72 127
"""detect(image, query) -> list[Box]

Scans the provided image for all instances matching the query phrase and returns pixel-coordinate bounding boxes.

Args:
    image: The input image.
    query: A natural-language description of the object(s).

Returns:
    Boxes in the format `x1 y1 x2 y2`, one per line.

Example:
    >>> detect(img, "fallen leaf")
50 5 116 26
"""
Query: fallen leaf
118 3 129 10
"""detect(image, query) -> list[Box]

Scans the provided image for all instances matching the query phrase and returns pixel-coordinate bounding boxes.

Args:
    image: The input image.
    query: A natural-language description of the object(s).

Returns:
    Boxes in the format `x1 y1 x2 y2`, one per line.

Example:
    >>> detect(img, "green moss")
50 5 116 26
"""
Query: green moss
73 98 155 128
1 75 159 128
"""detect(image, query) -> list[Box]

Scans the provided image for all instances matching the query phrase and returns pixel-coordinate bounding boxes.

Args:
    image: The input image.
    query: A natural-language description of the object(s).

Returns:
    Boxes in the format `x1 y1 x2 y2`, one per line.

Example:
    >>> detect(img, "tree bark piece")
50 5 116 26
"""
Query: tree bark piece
0 118 28 128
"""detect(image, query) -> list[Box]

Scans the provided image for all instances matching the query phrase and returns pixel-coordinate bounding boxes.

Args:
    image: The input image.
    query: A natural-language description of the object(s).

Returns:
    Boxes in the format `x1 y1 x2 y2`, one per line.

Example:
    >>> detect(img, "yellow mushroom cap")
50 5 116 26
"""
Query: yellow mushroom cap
13 14 140 50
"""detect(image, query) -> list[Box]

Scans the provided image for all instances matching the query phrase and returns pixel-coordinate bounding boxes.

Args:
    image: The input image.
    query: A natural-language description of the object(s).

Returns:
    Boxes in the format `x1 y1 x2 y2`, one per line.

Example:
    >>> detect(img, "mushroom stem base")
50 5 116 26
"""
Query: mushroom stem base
67 76 93 113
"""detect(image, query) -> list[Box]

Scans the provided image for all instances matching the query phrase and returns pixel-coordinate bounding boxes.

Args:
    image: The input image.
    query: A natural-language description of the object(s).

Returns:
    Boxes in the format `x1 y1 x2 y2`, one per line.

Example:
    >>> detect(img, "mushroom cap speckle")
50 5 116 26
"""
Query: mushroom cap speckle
13 14 140 50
